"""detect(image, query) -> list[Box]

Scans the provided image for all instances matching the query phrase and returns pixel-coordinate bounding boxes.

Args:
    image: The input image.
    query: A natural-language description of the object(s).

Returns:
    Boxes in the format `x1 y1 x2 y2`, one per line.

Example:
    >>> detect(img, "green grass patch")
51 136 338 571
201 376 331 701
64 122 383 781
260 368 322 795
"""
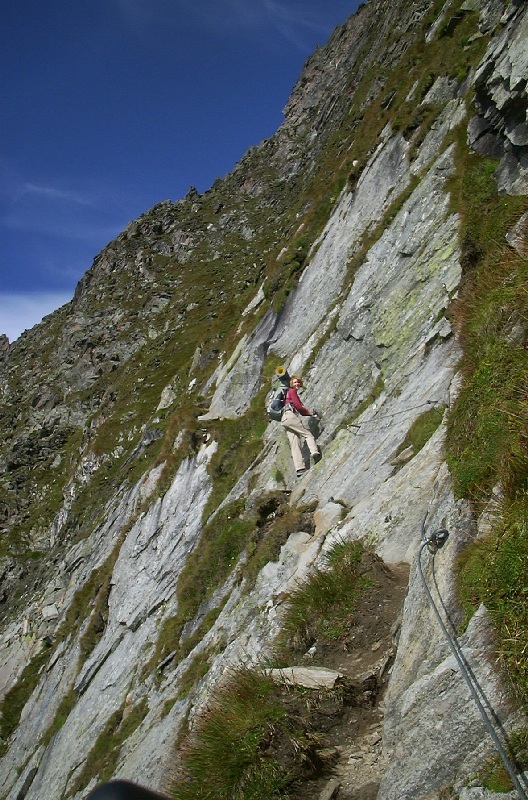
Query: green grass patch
0 538 125 756
337 374 385 435
445 132 528 705
178 498 251 620
142 615 186 680
447 341 527 501
66 697 148 798
167 532 379 800
42 687 78 745
146 605 225 681
145 493 315 680
445 149 528 504
456 496 528 694
143 499 253 679
275 540 373 658
169 669 289 800
62 538 124 654
354 374 385 420
392 405 446 465
202 392 269 521
473 728 528 793
168 667 330 800
405 406 445 452
177 645 220 700
0 640 53 756
242 496 316 590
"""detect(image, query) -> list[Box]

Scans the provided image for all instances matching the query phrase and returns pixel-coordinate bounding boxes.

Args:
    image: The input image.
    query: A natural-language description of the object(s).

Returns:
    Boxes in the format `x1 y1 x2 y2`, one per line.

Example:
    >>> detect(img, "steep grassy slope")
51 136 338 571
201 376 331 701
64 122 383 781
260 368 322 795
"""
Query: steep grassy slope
0 0 488 569
0 0 527 798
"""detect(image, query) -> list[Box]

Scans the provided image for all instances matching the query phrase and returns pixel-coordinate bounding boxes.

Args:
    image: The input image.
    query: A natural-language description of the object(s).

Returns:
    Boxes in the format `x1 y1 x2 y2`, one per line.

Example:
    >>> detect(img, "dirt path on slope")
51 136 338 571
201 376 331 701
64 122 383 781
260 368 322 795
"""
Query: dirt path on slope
289 557 410 800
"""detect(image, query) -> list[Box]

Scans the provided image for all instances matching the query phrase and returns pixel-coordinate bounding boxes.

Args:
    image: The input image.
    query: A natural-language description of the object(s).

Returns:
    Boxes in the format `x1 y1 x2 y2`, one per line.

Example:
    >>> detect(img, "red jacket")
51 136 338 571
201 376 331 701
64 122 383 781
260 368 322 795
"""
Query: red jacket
285 387 312 416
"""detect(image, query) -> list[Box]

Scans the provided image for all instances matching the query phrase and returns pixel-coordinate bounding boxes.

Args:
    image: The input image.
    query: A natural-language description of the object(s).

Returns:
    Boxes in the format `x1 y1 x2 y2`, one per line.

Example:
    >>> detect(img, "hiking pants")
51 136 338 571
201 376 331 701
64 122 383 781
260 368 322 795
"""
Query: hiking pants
281 409 319 471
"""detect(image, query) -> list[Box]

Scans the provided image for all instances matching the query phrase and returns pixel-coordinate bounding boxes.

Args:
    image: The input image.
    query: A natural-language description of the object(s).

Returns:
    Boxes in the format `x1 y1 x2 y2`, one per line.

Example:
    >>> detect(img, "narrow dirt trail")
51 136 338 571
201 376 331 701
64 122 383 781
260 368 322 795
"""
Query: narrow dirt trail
296 559 410 800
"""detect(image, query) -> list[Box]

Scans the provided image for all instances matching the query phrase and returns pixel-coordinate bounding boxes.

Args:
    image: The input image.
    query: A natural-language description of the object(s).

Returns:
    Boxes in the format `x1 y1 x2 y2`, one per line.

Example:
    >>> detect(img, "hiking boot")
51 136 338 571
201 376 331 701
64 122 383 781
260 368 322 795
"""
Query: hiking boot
296 468 306 478
312 452 322 464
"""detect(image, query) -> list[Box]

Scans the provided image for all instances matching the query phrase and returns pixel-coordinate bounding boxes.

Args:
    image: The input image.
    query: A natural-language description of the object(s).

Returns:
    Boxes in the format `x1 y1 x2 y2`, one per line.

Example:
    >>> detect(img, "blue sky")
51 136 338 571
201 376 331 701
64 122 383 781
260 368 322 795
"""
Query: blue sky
1 0 359 342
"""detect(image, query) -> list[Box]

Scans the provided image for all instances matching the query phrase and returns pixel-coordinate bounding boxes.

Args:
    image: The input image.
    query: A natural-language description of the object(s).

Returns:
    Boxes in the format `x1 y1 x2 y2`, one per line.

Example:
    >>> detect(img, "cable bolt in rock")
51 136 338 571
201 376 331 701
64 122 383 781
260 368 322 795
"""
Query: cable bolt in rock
417 514 528 800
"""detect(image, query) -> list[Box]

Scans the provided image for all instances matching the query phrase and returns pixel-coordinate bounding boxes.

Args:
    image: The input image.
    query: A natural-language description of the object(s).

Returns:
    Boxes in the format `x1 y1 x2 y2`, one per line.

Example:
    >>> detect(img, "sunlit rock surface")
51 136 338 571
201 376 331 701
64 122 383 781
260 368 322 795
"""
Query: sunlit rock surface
1 1 527 799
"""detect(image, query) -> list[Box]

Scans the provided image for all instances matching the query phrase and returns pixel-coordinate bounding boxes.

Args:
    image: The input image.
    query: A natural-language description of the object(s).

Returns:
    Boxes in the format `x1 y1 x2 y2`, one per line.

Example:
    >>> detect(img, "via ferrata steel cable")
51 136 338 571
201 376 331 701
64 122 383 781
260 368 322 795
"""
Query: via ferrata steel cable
417 521 527 800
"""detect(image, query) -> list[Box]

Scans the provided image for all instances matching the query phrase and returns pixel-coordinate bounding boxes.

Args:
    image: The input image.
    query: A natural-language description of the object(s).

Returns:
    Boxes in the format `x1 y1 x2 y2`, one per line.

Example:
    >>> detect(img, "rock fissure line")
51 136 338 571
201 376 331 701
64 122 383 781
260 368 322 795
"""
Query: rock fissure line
0 1 527 798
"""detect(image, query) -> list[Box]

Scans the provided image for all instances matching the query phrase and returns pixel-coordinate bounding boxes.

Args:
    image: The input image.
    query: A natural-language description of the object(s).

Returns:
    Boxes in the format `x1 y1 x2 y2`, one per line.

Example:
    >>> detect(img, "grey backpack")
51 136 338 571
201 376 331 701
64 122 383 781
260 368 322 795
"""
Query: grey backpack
266 384 288 421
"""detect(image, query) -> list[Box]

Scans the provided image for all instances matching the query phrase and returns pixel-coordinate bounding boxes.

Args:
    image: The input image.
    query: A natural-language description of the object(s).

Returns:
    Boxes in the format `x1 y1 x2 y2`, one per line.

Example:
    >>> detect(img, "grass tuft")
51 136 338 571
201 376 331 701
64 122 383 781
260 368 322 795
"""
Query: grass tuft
168 666 334 800
66 697 148 798
166 539 380 799
168 669 290 800
0 641 52 756
445 133 528 704
275 540 372 658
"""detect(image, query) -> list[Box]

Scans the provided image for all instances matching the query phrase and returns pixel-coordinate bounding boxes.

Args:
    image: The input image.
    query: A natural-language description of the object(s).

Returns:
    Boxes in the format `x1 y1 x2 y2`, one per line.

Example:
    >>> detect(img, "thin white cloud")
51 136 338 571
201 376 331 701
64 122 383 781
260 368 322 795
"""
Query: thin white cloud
262 0 332 33
112 0 340 52
0 162 94 207
0 162 138 311
262 1 325 51
0 164 131 245
0 292 72 343
216 0 338 49
3 209 122 244
20 182 95 206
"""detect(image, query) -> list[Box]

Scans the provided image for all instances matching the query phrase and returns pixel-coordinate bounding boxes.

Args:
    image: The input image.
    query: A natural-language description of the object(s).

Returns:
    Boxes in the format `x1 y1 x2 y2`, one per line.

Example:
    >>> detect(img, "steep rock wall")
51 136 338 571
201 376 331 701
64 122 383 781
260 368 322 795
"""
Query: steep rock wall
0 1 527 800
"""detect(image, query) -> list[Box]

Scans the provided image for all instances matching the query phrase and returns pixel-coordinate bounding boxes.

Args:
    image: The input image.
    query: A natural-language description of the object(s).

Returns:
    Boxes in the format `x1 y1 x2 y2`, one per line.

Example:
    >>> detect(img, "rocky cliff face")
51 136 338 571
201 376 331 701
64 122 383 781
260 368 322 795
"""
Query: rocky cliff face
0 1 527 799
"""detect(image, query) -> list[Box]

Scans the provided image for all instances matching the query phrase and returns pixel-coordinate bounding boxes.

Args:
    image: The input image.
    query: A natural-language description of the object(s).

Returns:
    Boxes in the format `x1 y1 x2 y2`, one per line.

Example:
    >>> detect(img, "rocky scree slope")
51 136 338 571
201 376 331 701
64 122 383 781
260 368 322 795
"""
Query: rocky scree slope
0 0 527 799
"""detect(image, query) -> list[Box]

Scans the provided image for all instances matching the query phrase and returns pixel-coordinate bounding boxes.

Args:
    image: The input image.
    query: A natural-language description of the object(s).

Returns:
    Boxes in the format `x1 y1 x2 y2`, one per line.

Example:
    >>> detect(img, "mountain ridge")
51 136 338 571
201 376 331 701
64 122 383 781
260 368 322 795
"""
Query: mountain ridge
0 0 527 798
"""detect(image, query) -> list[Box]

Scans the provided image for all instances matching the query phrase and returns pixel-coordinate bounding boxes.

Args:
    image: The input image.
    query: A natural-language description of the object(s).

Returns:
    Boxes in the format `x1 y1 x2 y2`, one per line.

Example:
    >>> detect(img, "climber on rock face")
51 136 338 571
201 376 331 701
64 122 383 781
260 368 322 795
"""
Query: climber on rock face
281 375 321 478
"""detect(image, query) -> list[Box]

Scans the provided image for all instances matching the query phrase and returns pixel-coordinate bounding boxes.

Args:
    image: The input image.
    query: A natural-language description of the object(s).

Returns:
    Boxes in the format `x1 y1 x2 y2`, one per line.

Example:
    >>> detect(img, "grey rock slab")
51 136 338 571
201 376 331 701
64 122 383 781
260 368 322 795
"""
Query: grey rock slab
294 342 459 517
378 481 526 800
411 99 467 174
0 622 38 700
459 787 519 800
2 639 82 799
471 4 528 193
199 307 278 420
267 666 345 689
41 603 59 620
295 147 460 451
270 133 411 360
107 443 215 632
1 446 216 800
313 502 345 538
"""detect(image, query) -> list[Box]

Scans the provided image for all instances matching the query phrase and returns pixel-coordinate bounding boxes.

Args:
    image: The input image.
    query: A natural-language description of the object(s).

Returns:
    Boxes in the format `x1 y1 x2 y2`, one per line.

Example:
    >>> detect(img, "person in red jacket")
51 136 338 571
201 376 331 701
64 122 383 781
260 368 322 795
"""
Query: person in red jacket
281 375 321 477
